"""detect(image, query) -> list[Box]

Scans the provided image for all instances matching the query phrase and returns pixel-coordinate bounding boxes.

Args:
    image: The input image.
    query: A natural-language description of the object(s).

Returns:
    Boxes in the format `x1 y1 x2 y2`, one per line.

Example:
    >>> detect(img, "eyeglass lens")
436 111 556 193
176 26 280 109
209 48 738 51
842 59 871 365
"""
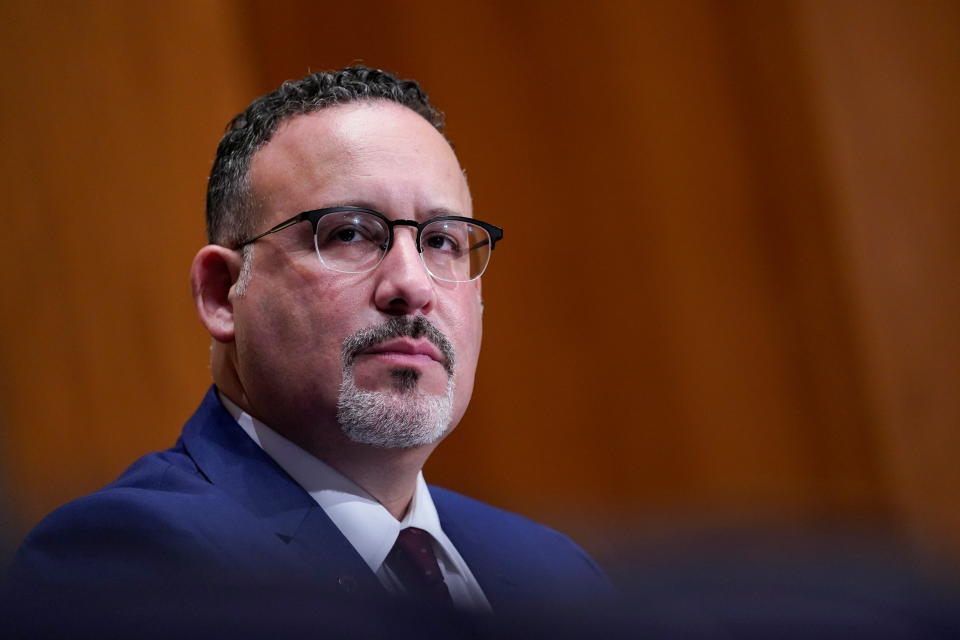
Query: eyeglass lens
312 211 492 282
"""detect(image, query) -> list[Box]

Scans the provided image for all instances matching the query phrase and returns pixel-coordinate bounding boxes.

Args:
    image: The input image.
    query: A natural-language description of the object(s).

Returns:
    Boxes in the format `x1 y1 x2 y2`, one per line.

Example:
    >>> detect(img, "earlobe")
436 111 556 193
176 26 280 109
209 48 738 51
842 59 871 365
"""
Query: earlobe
190 245 241 343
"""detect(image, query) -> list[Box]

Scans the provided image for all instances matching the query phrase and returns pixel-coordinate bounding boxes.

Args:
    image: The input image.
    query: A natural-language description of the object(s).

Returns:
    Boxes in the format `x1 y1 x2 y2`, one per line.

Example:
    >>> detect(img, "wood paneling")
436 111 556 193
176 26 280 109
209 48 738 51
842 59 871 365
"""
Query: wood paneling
2 0 957 560
795 0 960 558
0 0 257 529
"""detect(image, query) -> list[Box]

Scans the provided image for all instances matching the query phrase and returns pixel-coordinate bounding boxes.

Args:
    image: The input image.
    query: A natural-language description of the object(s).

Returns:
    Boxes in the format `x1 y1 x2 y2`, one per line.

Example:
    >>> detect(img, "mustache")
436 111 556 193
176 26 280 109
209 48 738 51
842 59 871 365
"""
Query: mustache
341 316 455 376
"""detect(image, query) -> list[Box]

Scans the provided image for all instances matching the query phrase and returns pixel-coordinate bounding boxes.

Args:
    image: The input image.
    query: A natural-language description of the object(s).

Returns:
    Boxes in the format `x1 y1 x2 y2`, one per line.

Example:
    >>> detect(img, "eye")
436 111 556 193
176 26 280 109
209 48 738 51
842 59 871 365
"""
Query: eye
332 226 362 243
316 214 387 250
424 232 460 253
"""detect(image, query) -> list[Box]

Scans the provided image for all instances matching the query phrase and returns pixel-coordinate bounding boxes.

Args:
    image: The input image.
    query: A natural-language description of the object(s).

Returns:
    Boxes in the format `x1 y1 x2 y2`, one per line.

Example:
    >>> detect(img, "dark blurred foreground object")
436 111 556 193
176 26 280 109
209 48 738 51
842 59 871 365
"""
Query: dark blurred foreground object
598 526 960 640
2 578 481 640
491 527 960 639
4 527 960 639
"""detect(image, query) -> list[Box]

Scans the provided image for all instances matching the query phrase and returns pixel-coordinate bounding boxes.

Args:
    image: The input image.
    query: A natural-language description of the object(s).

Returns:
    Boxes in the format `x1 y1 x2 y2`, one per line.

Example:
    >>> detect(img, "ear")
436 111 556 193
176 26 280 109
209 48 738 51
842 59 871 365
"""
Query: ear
190 245 242 343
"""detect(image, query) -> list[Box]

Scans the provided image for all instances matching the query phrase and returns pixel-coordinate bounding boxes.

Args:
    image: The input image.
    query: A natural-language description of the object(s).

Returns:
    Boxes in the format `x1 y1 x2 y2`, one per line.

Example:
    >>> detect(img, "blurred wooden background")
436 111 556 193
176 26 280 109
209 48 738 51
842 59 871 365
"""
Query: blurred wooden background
1 0 958 564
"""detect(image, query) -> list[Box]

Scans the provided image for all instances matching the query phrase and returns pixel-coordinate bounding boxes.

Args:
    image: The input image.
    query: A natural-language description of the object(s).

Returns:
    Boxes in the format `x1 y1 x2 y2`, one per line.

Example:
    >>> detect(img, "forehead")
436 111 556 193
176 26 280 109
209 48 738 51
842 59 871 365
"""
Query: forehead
248 102 471 221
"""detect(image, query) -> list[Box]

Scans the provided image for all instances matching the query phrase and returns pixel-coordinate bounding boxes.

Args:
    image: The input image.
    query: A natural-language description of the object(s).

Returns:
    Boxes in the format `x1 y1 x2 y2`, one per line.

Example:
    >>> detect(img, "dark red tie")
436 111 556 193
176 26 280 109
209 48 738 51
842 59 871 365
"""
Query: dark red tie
386 527 454 608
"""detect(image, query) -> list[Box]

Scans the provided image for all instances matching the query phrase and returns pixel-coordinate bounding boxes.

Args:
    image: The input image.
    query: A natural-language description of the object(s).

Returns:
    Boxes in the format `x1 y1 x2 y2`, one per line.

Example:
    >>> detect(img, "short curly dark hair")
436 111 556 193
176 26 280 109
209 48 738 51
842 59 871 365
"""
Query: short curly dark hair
206 66 445 246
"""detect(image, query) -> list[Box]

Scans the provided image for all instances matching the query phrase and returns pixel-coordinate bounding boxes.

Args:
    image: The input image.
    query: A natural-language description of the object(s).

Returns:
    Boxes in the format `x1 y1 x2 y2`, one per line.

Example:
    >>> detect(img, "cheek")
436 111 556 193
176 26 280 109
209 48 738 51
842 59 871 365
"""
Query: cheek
237 278 351 381
254 285 326 344
464 288 484 356
453 286 483 354
448 290 483 407
235 295 317 392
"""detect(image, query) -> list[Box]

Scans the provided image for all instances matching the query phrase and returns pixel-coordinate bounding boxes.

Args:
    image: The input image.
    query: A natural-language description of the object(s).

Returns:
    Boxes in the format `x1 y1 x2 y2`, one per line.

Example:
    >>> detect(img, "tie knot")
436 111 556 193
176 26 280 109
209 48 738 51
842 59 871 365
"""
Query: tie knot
393 528 443 584
387 527 453 606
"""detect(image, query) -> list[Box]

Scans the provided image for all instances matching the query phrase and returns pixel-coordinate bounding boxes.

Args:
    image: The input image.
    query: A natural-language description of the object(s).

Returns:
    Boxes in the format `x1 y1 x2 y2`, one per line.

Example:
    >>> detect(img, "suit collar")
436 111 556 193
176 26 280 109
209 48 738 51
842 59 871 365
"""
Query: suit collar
180 387 383 595
433 488 520 610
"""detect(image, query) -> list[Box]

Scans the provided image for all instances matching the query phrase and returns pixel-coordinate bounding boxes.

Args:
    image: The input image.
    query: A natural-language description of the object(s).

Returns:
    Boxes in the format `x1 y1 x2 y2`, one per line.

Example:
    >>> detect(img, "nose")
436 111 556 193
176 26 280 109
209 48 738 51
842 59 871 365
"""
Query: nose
373 228 436 316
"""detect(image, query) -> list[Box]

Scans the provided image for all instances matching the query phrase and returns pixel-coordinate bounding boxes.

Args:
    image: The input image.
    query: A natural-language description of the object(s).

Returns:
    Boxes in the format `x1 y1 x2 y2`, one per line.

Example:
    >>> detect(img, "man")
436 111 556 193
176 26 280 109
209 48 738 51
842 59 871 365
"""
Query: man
7 67 610 629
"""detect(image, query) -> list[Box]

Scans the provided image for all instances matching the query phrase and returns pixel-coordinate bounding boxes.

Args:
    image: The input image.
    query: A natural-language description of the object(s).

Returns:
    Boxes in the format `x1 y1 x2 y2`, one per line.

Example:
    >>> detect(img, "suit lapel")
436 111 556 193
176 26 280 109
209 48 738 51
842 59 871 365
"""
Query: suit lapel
180 387 384 596
433 488 521 611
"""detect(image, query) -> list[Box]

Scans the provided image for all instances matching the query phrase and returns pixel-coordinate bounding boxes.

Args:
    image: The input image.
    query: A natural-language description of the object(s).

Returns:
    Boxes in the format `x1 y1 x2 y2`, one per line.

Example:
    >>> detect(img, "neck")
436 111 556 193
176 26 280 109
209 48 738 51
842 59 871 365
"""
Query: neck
322 445 432 520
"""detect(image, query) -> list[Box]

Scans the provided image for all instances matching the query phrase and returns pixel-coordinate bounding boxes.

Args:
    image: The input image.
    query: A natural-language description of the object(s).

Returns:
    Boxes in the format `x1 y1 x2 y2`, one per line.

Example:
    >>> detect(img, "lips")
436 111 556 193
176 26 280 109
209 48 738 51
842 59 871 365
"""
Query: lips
360 338 445 365
342 315 456 376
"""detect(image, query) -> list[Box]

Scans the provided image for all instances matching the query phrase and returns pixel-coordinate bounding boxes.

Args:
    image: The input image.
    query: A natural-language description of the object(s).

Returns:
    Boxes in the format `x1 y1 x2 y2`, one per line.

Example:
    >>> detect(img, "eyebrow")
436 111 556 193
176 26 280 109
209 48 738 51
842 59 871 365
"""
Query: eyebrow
331 201 467 220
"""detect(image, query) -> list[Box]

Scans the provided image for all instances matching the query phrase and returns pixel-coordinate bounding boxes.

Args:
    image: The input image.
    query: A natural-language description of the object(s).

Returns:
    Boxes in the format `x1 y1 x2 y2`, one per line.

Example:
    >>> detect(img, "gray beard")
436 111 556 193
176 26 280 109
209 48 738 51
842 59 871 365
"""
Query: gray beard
335 316 457 449
336 367 455 449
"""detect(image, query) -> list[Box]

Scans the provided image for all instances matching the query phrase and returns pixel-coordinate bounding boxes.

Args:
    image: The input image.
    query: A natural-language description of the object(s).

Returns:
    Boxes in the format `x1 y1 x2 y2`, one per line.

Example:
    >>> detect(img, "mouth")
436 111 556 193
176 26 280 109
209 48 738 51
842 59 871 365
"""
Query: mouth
342 315 456 376
360 338 445 367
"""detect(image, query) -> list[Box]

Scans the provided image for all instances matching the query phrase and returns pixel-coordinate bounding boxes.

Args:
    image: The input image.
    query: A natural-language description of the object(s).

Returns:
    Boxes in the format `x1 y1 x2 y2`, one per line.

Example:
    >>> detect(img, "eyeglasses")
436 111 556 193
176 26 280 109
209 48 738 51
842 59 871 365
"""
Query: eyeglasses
234 206 504 282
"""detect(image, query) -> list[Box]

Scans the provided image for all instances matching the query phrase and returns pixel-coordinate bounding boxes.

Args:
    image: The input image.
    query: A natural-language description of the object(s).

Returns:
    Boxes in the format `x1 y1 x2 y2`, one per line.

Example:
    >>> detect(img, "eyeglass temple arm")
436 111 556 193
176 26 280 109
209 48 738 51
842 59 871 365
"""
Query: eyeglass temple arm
468 226 503 252
234 213 311 249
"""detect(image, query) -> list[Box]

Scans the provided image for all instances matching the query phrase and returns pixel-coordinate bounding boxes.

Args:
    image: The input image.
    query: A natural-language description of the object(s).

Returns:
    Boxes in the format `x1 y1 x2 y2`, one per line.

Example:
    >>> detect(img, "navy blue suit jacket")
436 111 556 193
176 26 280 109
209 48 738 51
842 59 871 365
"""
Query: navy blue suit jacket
12 391 960 639
9 388 611 618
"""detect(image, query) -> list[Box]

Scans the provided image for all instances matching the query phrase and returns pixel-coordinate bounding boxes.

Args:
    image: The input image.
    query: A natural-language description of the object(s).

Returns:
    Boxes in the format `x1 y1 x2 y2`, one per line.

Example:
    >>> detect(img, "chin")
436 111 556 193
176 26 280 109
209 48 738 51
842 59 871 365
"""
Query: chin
336 373 455 449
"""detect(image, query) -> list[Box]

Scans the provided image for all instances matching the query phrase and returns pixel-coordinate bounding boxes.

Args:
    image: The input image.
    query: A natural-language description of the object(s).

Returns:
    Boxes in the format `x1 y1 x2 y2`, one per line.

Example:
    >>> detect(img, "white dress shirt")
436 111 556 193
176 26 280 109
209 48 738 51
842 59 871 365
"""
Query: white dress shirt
219 393 491 613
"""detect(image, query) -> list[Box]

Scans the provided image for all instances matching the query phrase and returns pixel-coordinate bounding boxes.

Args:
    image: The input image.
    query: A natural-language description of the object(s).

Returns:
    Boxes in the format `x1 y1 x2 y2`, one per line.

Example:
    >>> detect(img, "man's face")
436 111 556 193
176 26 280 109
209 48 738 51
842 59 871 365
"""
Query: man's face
230 102 481 450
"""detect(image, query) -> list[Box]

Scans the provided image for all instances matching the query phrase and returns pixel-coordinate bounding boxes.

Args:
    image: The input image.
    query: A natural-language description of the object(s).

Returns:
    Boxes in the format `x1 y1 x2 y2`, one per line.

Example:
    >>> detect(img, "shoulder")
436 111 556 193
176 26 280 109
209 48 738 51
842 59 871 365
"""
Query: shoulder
23 445 194 530
429 484 580 542
429 485 613 596
430 484 566 540
28 441 227 535
9 445 274 588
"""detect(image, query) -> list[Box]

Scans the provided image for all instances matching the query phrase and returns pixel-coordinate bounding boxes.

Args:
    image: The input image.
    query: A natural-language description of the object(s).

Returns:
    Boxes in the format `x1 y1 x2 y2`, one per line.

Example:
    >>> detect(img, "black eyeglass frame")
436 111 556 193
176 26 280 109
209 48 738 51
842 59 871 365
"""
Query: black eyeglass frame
233 205 504 279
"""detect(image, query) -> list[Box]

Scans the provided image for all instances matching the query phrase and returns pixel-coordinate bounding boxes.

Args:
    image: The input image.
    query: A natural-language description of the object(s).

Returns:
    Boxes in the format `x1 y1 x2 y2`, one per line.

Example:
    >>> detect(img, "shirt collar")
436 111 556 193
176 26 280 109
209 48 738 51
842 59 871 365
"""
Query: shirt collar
218 392 445 574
